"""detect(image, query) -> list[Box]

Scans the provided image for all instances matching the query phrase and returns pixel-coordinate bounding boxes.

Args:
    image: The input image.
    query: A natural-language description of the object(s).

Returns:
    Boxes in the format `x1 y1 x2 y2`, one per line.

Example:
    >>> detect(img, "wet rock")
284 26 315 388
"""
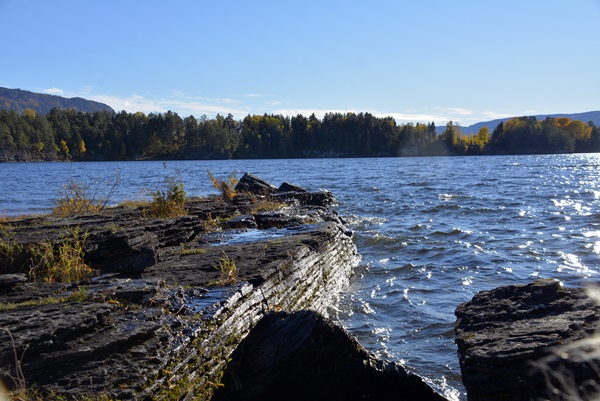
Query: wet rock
214 310 448 401
253 211 307 229
224 214 258 230
455 279 600 401
273 189 336 207
235 172 277 196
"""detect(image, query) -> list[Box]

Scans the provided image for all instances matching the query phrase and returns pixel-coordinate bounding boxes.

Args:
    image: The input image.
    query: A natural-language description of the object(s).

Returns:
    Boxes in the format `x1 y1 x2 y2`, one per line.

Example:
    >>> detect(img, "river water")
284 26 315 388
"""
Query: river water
2 154 600 399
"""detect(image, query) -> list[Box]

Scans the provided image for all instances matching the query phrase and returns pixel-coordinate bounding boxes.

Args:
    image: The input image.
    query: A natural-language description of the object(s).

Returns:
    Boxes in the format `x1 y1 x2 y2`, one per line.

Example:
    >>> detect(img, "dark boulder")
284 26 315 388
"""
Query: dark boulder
234 173 335 207
455 279 600 401
273 190 337 207
277 182 307 193
86 230 159 273
214 310 447 401
235 173 277 196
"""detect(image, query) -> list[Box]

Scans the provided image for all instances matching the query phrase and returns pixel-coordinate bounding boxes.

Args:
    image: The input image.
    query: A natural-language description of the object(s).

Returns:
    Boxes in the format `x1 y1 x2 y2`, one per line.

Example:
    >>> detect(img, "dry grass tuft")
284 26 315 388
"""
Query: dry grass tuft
53 173 120 217
215 251 237 286
208 171 238 202
0 226 92 282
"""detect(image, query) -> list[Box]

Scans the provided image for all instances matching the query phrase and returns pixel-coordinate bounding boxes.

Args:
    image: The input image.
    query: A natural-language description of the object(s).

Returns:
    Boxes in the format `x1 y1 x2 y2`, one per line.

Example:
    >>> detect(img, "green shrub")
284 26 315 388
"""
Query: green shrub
146 175 187 218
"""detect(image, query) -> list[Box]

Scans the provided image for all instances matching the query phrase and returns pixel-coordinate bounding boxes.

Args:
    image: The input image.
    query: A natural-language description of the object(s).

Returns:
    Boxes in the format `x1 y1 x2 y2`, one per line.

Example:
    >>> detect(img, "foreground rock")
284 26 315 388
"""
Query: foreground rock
455 279 600 401
0 174 445 400
214 310 447 401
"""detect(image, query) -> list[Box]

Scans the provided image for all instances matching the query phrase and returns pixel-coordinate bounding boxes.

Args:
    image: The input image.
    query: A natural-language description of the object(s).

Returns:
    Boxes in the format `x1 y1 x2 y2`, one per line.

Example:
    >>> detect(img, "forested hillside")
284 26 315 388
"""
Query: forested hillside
0 87 114 115
0 108 599 162
452 110 600 136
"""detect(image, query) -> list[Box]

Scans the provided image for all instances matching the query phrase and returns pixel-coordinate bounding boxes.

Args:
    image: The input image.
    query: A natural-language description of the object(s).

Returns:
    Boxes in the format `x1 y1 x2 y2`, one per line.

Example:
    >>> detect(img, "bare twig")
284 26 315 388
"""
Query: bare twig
3 328 27 393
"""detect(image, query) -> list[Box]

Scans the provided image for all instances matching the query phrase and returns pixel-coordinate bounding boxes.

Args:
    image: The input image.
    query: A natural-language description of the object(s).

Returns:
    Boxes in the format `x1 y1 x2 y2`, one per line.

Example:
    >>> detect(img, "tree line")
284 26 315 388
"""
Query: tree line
1 108 599 161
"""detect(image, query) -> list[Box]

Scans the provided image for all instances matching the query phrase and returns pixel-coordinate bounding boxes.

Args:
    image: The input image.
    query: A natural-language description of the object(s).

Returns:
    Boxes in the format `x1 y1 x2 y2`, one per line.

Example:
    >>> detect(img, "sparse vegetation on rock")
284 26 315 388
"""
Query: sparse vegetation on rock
145 171 186 218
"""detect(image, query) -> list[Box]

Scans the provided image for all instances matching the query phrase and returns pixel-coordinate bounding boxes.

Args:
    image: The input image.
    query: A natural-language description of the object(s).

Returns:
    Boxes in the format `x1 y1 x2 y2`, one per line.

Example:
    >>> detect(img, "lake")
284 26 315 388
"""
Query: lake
2 154 600 400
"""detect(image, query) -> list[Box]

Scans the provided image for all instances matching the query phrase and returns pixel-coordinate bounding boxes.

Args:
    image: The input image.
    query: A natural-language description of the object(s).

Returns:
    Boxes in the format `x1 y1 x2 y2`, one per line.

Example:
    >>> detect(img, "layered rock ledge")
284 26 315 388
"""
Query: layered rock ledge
1 174 445 400
455 279 600 401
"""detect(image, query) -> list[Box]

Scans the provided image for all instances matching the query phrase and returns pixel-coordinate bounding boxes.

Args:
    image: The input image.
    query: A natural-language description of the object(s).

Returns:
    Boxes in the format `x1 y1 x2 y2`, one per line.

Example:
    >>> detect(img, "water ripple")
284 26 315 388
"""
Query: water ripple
3 154 600 400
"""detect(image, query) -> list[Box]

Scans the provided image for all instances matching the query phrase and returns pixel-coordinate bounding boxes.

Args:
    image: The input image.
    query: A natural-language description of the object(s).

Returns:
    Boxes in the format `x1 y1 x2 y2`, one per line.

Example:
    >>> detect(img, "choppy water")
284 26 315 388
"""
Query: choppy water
2 154 600 399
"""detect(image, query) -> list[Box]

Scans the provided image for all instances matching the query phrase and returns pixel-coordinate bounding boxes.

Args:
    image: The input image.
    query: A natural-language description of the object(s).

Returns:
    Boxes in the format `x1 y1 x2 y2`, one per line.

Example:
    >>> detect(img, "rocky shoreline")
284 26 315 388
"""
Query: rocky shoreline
2 173 599 400
0 174 445 400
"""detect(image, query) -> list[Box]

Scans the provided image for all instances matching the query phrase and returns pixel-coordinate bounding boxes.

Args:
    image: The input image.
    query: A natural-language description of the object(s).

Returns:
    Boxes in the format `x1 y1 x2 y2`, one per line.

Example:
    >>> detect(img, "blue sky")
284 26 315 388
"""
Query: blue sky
1 0 598 126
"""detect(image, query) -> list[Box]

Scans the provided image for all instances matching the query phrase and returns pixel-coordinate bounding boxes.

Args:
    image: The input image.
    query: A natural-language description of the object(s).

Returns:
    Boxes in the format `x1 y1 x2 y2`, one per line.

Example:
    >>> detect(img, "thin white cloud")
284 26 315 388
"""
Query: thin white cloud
385 112 449 125
88 93 251 117
77 88 523 127
273 106 505 126
479 111 514 120
272 108 451 125
44 87 64 95
425 107 521 126
434 107 474 117
272 108 361 119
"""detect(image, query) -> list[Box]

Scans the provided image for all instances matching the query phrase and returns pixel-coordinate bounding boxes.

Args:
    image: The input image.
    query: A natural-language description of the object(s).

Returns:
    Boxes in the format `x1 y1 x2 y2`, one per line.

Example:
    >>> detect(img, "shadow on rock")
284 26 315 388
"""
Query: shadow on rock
214 310 447 401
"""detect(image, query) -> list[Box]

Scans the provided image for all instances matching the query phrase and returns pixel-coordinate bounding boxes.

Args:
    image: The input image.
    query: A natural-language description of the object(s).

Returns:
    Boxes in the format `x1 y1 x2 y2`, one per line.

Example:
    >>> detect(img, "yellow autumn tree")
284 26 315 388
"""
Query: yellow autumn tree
60 139 70 159
556 117 592 151
23 108 36 118
78 139 86 155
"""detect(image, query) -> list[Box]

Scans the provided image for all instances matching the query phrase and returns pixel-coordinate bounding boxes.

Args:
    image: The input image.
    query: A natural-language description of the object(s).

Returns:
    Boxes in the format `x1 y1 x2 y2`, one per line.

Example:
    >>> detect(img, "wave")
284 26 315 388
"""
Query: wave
430 227 473 237
438 193 466 201
344 214 388 227
408 223 425 231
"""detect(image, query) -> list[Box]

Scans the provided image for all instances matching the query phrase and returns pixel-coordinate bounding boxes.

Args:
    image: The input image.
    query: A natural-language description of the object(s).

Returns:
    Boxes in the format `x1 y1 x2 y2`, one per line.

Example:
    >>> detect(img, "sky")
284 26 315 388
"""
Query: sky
0 0 598 127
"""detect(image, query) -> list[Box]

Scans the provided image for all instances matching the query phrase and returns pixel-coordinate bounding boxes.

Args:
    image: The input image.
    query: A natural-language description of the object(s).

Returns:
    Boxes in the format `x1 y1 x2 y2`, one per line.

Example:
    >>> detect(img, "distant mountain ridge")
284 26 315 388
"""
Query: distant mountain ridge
438 111 600 134
0 87 114 114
